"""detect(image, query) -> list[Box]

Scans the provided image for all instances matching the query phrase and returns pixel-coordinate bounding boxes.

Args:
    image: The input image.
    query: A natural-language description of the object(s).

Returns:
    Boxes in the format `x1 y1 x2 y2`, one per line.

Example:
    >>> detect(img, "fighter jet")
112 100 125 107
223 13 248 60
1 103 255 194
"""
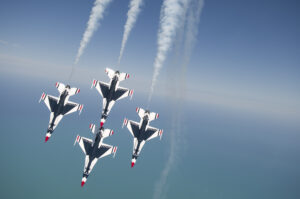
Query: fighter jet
122 107 163 168
74 123 117 187
91 68 133 127
39 82 83 142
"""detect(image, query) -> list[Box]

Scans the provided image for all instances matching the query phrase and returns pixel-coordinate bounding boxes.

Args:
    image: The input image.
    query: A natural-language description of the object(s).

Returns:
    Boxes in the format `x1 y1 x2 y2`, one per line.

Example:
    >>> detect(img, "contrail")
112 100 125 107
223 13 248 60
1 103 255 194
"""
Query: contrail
147 0 189 105
118 0 144 65
182 0 204 69
152 1 204 199
74 0 113 64
153 112 181 199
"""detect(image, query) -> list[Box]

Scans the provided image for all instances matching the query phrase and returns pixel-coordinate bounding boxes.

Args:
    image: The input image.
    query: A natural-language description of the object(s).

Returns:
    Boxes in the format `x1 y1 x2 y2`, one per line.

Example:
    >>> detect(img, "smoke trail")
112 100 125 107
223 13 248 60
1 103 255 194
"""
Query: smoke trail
182 0 204 69
74 0 113 64
118 0 144 65
152 1 204 199
153 113 181 199
147 0 189 105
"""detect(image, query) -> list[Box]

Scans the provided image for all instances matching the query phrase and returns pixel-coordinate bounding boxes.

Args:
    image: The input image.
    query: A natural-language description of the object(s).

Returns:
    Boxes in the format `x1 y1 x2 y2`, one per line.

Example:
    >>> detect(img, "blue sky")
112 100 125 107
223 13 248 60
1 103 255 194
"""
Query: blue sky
0 1 300 198
0 0 299 123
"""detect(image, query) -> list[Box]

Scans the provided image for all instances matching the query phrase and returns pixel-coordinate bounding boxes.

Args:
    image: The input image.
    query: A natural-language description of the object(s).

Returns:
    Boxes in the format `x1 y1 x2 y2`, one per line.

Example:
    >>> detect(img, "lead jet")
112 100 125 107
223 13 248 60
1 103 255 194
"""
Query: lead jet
74 123 117 187
91 68 133 127
39 82 83 142
123 108 163 168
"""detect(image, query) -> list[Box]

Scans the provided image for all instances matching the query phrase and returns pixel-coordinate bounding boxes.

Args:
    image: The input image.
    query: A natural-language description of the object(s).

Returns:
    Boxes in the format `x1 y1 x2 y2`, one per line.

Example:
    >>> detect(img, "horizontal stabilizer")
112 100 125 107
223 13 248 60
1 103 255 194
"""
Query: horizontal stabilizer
105 68 115 79
101 129 114 138
55 82 65 94
136 107 159 121
118 72 130 81
68 87 80 96
136 107 145 119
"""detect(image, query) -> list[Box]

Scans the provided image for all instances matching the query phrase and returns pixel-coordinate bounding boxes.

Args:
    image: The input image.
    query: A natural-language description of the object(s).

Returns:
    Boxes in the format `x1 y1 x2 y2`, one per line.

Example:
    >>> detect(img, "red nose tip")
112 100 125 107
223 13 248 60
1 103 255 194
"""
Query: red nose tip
131 162 135 168
100 122 104 127
81 181 85 187
45 136 49 143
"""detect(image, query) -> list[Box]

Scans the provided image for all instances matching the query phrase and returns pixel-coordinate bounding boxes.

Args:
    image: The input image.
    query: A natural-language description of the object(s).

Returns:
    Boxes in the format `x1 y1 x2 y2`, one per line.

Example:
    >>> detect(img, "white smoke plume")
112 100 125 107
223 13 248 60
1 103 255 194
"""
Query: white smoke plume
153 111 182 199
183 0 204 68
74 0 113 64
118 0 144 65
147 0 189 105
152 1 204 199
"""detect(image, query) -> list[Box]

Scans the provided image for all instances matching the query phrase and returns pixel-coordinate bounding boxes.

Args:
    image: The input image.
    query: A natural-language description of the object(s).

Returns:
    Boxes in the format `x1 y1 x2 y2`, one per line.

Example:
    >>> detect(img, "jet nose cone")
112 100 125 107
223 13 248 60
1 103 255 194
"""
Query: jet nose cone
81 181 85 187
100 122 104 127
45 136 50 143
131 162 135 168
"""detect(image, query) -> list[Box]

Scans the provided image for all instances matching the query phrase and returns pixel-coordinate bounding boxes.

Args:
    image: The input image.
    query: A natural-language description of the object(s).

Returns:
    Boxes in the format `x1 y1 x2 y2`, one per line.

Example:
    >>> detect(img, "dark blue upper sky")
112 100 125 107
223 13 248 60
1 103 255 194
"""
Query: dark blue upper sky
1 0 299 122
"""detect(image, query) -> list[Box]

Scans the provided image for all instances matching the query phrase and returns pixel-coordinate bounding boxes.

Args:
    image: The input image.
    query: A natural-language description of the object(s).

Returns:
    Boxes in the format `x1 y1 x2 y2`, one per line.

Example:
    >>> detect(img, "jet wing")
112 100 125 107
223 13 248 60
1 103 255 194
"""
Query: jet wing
113 86 129 101
126 120 140 138
61 101 80 116
95 81 110 98
95 143 114 159
144 126 159 141
78 137 93 155
41 94 59 112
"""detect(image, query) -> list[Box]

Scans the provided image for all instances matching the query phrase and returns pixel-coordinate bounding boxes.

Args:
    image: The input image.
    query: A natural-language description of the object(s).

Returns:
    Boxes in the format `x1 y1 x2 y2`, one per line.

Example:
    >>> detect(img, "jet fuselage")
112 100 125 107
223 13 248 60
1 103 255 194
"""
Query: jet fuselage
49 90 68 130
83 129 103 177
103 76 119 115
134 116 150 156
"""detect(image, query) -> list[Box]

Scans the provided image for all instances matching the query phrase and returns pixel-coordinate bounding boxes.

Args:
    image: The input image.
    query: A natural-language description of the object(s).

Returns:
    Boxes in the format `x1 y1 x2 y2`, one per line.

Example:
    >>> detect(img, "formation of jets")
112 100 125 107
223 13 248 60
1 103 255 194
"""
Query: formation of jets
40 68 163 187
